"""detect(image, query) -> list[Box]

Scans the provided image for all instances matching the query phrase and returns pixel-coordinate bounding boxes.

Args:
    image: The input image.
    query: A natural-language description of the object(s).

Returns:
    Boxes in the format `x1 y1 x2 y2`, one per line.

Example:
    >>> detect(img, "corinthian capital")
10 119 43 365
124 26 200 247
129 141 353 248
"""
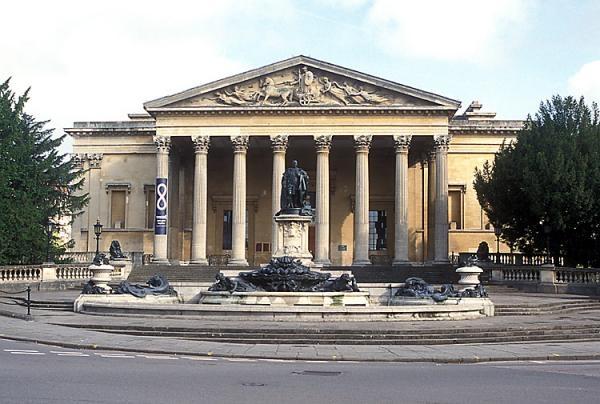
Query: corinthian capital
230 135 249 153
393 135 412 153
86 153 103 169
314 135 333 152
153 136 172 153
270 135 288 152
192 135 210 154
71 153 86 169
433 134 452 152
353 134 373 152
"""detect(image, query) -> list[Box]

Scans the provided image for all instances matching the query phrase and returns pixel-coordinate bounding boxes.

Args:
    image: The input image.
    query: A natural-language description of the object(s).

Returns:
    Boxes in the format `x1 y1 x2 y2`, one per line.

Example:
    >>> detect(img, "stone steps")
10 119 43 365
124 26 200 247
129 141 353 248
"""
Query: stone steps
59 323 600 345
495 301 600 316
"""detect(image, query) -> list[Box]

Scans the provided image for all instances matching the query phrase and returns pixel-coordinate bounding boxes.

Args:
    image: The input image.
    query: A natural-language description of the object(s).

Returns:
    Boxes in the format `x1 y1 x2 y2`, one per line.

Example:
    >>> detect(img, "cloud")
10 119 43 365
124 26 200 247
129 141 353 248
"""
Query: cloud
568 61 600 104
364 0 530 63
0 0 294 153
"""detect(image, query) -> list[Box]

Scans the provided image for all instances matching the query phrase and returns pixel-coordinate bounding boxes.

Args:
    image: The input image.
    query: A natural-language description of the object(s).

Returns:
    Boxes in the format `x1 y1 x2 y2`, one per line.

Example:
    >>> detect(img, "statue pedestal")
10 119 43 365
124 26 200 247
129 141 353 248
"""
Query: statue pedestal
272 214 313 265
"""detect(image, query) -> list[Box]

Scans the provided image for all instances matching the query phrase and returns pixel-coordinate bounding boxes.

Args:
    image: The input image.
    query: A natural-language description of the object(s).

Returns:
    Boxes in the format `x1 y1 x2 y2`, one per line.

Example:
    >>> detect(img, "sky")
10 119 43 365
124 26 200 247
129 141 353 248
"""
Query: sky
2 0 599 154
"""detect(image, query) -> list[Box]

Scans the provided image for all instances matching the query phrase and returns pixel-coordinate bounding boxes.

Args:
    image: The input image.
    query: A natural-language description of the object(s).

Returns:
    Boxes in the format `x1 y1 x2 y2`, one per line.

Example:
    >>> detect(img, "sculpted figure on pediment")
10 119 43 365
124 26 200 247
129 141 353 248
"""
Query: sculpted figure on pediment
209 66 391 107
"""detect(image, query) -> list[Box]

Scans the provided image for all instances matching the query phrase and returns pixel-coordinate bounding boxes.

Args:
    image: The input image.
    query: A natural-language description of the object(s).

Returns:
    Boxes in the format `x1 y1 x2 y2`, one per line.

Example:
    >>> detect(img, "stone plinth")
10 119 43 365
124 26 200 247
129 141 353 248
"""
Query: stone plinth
90 263 114 292
74 294 180 313
272 214 313 264
199 291 369 307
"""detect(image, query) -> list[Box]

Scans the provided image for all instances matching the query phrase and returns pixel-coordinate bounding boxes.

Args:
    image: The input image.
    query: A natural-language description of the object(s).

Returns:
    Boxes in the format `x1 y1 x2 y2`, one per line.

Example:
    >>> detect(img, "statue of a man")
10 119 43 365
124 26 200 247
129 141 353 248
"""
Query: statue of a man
280 160 309 211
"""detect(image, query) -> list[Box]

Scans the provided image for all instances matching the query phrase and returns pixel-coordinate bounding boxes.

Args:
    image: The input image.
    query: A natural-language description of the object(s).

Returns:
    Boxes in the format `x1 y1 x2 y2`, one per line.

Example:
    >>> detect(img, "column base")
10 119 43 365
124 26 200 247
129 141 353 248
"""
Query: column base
352 259 372 266
228 258 249 267
150 258 170 265
392 259 410 266
189 258 209 266
313 258 332 266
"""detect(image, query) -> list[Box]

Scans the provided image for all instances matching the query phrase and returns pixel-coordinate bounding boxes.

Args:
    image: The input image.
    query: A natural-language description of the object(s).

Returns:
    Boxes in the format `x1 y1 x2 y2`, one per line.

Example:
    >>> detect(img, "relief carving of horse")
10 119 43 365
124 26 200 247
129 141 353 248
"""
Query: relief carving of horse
255 77 294 106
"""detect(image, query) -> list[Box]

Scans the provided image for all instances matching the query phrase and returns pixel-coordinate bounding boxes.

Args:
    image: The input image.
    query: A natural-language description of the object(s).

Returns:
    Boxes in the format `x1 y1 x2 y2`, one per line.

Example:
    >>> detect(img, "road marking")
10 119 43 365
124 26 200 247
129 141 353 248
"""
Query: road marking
258 359 288 363
304 360 330 363
136 355 179 360
10 352 45 355
181 356 218 361
4 349 40 352
224 358 256 362
95 353 136 358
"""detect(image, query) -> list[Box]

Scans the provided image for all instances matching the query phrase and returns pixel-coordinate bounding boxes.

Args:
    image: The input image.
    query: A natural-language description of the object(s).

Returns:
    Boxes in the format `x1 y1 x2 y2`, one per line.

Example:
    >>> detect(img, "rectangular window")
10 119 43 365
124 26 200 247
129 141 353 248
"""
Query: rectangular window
145 187 155 229
368 210 387 251
110 190 126 228
448 189 463 230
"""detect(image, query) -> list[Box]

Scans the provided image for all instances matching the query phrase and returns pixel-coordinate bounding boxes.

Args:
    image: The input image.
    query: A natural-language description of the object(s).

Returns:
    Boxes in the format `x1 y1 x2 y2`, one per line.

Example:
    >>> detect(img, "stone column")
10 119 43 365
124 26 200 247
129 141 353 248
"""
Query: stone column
229 135 249 266
314 135 332 265
392 135 412 265
427 151 436 260
270 135 288 255
85 153 102 252
433 134 451 263
190 136 210 265
353 135 372 266
152 136 171 264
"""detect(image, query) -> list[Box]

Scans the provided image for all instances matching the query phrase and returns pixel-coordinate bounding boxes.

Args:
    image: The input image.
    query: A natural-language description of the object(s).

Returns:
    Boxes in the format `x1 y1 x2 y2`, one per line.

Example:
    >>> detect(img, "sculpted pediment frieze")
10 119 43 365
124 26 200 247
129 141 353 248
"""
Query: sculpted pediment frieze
144 56 461 111
166 66 436 108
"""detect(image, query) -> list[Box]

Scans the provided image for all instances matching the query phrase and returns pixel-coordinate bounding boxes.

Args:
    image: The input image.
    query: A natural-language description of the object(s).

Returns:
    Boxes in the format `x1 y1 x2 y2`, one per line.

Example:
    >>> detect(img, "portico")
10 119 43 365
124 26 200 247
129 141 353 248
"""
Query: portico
67 55 520 268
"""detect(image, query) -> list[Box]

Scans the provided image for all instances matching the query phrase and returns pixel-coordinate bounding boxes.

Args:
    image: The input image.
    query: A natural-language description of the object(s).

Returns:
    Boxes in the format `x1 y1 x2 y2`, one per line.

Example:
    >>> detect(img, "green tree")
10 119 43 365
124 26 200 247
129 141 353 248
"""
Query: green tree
0 78 88 265
474 95 600 267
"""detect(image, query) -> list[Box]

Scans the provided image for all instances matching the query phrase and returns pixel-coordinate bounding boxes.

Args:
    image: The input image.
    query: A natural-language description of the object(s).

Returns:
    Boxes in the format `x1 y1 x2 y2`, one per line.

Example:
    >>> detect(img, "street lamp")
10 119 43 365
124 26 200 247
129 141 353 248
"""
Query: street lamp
45 219 55 264
543 221 552 265
494 224 502 264
93 218 103 258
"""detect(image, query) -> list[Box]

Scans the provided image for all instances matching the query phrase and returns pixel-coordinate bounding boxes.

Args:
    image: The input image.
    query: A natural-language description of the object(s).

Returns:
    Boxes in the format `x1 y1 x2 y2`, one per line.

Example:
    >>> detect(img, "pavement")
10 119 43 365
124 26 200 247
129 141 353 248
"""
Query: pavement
1 288 600 364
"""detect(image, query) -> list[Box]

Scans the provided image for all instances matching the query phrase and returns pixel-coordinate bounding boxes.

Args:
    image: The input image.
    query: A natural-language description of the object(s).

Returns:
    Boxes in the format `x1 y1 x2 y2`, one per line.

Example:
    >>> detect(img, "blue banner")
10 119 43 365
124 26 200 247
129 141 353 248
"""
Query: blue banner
155 178 168 235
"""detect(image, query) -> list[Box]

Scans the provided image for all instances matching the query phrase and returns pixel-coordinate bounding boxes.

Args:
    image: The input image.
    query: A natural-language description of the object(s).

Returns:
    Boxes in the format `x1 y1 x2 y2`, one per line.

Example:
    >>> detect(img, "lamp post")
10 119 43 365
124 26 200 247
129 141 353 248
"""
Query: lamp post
45 219 55 264
494 224 502 264
543 221 552 265
93 218 103 258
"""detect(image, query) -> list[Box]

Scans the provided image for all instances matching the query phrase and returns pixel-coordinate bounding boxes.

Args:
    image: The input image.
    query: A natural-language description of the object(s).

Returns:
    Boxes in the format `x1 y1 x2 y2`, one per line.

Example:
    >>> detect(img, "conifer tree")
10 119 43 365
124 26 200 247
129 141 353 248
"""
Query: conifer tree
0 78 88 264
474 95 600 267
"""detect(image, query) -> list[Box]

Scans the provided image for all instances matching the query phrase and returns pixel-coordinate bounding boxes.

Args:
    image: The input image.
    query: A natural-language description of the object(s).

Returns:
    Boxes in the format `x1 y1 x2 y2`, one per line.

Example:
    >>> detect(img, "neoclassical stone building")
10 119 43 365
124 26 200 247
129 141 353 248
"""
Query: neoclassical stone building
67 56 522 266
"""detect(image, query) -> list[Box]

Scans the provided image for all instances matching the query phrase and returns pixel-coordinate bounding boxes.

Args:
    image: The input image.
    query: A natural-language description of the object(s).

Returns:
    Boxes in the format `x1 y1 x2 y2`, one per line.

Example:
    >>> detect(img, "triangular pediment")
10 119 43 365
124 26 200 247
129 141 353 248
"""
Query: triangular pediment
144 56 460 111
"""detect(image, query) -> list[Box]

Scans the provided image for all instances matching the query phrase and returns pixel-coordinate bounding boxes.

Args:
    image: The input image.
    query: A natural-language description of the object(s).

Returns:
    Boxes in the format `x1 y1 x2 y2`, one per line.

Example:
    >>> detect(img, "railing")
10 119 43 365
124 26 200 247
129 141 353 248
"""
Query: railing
0 266 42 283
490 265 600 295
0 285 32 317
56 251 97 263
208 254 230 266
455 252 564 267
55 264 93 280
58 251 143 265
555 268 600 285
501 267 540 282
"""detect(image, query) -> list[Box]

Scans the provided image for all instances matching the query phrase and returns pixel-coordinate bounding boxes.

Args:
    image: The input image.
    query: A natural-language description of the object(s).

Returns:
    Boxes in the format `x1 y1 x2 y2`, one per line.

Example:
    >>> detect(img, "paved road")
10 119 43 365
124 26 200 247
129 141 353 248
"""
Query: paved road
2 339 600 404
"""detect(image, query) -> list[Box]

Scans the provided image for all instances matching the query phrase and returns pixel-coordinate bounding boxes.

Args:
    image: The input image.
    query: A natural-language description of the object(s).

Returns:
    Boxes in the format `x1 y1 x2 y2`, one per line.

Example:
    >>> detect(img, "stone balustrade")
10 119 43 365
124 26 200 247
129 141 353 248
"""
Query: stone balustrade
55 264 93 280
0 265 42 283
490 265 600 295
455 252 564 266
0 262 128 289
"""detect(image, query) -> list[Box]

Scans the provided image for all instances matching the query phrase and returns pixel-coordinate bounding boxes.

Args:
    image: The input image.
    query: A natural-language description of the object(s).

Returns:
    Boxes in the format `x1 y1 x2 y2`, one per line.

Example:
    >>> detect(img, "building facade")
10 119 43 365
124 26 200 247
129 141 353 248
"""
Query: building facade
67 56 522 266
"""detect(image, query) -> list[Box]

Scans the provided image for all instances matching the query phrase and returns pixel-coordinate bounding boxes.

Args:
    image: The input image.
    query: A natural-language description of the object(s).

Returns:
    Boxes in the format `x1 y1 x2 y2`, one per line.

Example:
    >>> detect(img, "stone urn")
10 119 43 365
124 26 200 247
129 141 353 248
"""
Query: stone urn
89 263 114 292
455 264 483 289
